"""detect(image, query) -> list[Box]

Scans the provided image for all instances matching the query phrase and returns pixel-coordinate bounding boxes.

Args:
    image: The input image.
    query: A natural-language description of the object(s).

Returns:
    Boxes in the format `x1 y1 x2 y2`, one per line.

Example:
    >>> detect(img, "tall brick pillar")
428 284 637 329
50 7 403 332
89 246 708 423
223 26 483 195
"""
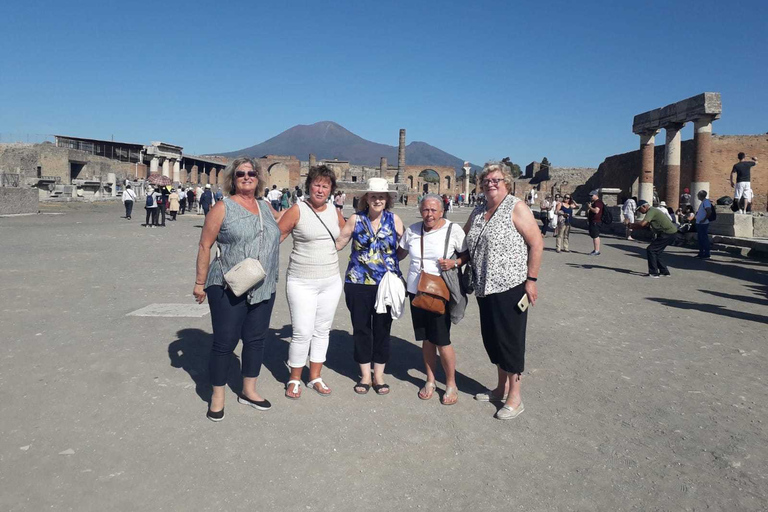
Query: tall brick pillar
380 157 387 175
692 116 715 211
309 154 316 169
663 123 683 209
639 130 658 205
210 168 217 186
191 165 198 184
397 129 406 184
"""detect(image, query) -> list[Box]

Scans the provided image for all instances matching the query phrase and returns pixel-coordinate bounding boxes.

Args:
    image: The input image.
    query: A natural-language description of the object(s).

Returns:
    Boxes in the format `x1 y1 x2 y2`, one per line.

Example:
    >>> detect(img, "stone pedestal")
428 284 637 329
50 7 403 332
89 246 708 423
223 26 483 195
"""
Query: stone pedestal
664 124 683 209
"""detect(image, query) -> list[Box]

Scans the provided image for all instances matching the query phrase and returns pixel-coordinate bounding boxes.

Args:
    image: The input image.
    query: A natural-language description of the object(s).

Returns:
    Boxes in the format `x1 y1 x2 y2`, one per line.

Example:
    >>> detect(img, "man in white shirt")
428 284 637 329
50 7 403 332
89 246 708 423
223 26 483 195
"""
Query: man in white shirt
267 185 282 211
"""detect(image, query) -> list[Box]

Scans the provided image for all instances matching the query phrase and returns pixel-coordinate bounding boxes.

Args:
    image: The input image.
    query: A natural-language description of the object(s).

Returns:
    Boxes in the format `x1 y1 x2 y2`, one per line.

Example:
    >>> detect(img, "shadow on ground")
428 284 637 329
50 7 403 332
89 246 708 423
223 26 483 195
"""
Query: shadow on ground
646 297 768 325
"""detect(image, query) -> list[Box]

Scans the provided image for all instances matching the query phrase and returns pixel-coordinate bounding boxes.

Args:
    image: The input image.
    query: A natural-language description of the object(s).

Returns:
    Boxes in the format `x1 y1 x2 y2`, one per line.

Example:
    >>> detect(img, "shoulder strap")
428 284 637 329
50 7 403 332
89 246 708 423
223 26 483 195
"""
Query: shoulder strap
443 222 453 259
419 223 425 271
305 202 337 246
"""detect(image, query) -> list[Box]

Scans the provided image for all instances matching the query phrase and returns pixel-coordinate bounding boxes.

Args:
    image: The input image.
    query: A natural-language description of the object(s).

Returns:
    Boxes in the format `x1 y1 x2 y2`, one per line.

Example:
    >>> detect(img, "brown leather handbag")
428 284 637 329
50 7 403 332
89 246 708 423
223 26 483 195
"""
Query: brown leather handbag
411 223 451 315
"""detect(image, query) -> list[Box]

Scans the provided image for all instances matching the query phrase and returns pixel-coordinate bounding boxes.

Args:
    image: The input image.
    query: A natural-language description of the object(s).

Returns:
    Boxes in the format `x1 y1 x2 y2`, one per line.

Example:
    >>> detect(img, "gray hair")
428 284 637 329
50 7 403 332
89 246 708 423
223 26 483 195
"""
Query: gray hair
419 193 444 210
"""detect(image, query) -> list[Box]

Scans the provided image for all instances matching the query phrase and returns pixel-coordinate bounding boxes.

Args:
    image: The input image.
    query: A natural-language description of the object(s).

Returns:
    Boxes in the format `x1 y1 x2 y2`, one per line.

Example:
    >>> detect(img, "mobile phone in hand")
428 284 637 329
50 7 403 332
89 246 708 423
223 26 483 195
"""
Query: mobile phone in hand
517 294 530 313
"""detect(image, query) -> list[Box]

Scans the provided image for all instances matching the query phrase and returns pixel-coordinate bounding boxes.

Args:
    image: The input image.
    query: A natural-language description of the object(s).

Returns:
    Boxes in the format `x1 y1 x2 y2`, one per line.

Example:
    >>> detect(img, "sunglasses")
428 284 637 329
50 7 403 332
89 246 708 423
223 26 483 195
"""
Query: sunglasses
235 170 258 178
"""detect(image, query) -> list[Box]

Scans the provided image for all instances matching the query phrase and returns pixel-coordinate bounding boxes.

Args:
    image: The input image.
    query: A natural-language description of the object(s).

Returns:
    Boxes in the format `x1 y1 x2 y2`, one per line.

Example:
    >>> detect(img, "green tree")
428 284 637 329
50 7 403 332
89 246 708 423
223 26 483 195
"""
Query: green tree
541 157 551 170
502 157 522 179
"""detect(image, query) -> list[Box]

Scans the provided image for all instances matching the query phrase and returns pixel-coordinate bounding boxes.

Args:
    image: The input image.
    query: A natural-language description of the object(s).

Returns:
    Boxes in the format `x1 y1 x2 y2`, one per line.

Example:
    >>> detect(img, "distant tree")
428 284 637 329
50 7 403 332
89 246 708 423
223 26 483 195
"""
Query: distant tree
501 157 522 179
540 157 551 170
423 174 439 184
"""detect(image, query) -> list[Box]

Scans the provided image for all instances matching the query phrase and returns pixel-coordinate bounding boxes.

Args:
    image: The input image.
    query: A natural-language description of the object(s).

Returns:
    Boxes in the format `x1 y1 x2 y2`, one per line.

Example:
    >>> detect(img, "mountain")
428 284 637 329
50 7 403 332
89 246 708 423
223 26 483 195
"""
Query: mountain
219 121 479 174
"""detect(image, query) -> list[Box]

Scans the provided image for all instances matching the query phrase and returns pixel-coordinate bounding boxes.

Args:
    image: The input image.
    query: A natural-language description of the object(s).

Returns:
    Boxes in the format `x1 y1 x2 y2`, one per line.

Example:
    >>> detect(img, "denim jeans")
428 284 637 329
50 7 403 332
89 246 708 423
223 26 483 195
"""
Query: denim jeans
697 222 710 257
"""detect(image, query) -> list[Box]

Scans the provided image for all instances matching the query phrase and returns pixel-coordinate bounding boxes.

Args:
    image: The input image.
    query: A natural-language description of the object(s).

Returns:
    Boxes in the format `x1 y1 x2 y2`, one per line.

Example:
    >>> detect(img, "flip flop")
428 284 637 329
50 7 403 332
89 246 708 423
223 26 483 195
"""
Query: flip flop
372 383 390 395
307 377 332 397
441 386 458 406
354 381 371 395
285 379 302 400
418 381 436 400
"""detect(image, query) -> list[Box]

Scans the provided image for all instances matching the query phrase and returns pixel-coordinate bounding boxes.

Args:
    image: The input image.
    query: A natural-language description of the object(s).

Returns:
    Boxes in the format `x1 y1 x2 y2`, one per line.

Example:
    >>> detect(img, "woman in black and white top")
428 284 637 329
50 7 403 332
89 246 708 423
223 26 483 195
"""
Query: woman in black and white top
398 194 467 405
278 165 346 399
464 162 543 420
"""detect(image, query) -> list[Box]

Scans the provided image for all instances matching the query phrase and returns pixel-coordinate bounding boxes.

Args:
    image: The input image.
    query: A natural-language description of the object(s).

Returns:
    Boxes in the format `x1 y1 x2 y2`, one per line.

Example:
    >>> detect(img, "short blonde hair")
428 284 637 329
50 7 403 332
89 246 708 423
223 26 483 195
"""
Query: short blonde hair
478 161 514 193
221 157 264 198
358 192 395 212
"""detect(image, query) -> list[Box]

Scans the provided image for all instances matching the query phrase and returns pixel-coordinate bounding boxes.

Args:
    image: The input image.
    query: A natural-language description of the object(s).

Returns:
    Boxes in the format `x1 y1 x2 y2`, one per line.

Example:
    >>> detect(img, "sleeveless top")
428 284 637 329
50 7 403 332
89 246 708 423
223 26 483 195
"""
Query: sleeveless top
345 210 401 285
287 201 340 279
560 204 573 225
205 198 280 304
466 195 528 298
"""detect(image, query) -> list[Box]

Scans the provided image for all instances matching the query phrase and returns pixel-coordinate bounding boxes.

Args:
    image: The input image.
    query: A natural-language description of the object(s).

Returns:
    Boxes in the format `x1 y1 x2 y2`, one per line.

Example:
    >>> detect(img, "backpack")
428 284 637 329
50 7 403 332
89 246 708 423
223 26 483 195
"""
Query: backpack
601 207 613 224
708 201 717 222
145 194 154 207
296 188 303 197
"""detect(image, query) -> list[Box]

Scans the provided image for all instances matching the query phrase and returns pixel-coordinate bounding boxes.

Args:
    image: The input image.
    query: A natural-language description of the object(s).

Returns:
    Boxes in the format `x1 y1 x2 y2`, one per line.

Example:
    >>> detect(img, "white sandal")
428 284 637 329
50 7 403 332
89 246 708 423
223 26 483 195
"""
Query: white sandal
285 379 302 400
307 377 331 396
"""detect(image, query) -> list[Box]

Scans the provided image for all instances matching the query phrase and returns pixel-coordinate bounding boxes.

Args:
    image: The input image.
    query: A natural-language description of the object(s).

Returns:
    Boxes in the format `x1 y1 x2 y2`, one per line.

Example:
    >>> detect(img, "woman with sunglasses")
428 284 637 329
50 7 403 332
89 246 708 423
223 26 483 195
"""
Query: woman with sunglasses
464 162 543 420
555 194 579 253
193 157 282 422
277 165 346 399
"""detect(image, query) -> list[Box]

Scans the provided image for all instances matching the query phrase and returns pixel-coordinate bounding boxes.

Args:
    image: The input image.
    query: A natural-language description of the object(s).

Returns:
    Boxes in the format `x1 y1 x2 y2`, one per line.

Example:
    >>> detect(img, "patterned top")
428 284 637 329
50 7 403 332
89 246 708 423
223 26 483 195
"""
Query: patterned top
205 198 280 304
345 210 401 285
466 195 528 297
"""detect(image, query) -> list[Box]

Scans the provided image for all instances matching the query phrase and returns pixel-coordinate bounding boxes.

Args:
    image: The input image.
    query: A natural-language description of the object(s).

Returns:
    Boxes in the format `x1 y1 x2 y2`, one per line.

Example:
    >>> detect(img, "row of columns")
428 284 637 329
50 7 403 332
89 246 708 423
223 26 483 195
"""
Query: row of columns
149 158 221 187
637 115 715 210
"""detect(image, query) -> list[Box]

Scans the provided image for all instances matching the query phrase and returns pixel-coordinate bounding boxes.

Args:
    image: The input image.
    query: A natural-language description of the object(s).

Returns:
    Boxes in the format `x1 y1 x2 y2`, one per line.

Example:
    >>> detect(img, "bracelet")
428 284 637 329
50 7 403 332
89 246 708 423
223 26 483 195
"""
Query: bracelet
195 282 205 286
526 276 538 282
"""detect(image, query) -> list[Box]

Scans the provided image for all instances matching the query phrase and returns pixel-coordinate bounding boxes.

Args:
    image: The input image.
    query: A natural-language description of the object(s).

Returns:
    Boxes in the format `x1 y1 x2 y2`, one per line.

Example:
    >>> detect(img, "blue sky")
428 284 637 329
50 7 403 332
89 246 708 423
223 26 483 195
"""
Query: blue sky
1 0 766 167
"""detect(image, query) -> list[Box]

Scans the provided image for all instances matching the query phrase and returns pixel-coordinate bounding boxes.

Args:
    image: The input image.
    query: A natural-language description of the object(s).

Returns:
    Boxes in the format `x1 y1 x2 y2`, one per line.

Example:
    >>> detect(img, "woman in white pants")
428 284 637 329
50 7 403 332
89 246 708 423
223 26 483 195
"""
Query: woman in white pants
278 165 346 398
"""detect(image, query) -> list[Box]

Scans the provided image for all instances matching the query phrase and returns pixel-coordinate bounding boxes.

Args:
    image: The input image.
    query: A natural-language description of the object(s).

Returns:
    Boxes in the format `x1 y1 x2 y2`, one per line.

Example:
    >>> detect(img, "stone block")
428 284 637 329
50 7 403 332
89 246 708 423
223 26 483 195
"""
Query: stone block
733 214 754 238
0 187 39 215
751 216 768 238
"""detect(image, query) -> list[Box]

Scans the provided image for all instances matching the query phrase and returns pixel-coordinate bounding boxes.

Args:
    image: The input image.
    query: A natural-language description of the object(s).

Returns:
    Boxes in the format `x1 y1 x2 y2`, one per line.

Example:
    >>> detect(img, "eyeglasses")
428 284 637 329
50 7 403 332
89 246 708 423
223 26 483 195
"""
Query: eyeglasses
482 178 503 186
235 170 258 178
564 196 571 199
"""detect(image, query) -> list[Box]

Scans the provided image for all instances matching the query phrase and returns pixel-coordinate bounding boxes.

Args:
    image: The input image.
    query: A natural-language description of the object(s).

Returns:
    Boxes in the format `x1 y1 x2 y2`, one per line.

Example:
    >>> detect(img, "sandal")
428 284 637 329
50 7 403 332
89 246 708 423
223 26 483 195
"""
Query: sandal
441 386 458 406
285 379 302 400
307 377 331 397
418 381 436 400
354 381 371 395
372 383 390 395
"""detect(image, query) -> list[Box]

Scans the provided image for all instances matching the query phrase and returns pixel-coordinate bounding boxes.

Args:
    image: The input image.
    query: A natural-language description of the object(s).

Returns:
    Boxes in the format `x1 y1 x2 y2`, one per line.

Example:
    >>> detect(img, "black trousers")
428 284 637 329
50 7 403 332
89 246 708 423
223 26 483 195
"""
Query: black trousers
159 207 166 226
124 200 133 219
207 287 276 387
344 282 392 365
647 232 678 275
179 199 186 214
145 207 159 225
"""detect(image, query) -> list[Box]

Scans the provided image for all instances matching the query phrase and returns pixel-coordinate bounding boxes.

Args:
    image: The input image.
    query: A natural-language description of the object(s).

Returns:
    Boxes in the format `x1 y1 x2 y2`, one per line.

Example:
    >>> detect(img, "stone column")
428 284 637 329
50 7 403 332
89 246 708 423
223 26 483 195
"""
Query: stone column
691 116 715 211
380 157 387 175
663 123 683 210
200 171 208 186
463 163 471 204
309 154 316 169
172 159 180 183
150 157 159 175
639 130 658 204
180 168 188 184
161 158 170 178
397 129 406 183
191 165 198 184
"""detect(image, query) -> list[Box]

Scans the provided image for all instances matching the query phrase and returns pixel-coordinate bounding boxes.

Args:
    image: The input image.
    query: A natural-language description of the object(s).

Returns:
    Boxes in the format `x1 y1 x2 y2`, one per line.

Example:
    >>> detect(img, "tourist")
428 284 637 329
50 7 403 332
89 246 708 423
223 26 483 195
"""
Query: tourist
694 190 713 259
157 187 168 226
186 187 195 213
539 195 552 237
334 190 345 211
294 185 303 203
622 196 637 240
277 165 346 399
144 186 160 227
465 162 543 420
192 157 281 422
199 184 213 216
168 188 180 221
195 184 204 214
652 186 660 207
657 201 674 223
267 184 282 211
397 194 467 405
179 187 187 215
680 188 691 209
335 178 404 395
586 190 604 256
121 183 136 220
630 200 679 277
555 194 579 253
731 152 758 214
280 188 290 211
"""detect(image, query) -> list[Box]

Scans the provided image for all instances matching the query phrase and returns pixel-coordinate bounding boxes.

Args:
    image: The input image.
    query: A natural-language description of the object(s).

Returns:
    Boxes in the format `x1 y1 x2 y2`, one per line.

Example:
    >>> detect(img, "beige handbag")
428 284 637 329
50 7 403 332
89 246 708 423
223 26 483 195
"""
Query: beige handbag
220 202 267 297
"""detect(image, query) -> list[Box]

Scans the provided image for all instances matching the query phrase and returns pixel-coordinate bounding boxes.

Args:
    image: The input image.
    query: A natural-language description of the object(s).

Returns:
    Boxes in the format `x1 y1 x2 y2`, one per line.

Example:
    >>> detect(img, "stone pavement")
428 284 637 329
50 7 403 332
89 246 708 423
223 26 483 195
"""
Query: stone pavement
1 201 766 511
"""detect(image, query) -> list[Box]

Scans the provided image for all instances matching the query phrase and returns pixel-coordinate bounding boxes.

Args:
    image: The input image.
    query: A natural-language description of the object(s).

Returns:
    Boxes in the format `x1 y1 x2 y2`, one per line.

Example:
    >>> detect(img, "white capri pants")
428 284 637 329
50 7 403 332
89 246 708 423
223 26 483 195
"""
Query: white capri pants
286 274 342 368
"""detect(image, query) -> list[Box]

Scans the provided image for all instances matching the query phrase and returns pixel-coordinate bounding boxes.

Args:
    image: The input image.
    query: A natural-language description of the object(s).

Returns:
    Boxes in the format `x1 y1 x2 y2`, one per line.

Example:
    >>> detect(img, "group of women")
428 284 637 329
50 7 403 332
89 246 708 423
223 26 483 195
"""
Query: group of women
193 158 542 422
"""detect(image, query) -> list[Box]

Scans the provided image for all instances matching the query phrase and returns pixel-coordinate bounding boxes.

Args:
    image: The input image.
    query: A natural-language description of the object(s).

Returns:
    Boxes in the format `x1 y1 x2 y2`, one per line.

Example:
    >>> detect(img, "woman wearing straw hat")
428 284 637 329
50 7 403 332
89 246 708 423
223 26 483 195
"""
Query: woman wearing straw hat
336 178 404 395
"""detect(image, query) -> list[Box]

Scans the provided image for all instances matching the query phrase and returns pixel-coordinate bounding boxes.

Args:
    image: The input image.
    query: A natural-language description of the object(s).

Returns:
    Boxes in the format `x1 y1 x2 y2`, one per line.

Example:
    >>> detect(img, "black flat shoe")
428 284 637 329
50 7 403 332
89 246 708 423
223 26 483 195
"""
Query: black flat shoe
238 395 271 411
206 408 224 422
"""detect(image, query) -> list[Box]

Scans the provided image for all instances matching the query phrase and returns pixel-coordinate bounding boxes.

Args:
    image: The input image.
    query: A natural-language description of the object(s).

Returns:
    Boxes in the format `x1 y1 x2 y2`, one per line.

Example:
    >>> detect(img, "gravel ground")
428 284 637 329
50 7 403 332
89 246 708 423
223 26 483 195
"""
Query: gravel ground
1 201 766 511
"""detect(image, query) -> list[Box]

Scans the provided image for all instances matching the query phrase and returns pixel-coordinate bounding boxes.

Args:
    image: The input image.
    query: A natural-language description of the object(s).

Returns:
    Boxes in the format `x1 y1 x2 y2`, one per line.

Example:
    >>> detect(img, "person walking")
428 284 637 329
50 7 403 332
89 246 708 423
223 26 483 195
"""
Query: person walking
168 188 180 221
192 157 281 422
622 196 637 240
195 185 204 214
731 152 758 214
694 190 713 259
397 194 467 405
539 195 552 237
465 162 543 420
267 185 282 211
144 186 160 227
335 178 404 395
121 184 136 220
630 200 679 277
186 187 195 213
586 190 604 255
200 184 213 216
179 187 187 215
280 188 290 211
277 165 346 399
555 194 579 252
